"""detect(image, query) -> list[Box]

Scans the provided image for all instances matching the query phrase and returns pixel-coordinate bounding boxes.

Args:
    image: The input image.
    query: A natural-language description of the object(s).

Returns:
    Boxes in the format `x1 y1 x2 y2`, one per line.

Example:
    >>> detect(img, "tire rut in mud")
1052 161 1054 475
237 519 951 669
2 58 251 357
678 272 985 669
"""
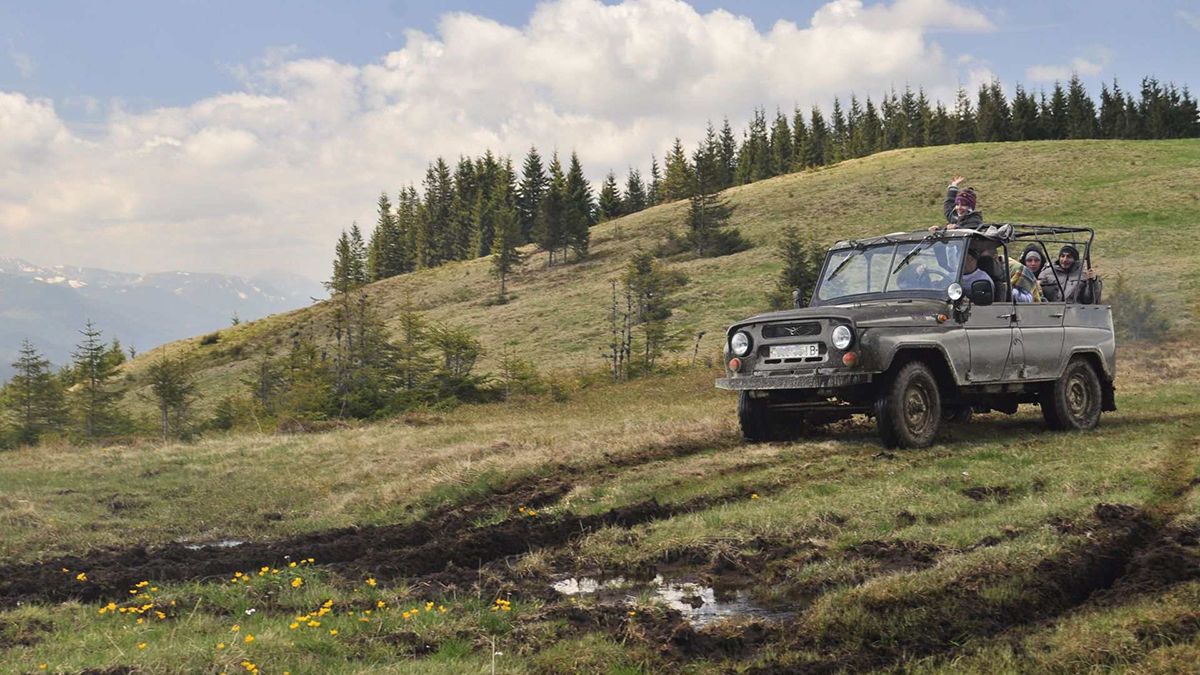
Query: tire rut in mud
0 433 737 607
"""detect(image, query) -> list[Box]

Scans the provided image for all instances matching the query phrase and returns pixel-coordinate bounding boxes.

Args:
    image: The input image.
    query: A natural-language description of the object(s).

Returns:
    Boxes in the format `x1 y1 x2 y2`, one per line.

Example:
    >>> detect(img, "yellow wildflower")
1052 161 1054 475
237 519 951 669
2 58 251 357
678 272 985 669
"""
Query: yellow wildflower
366 577 376 587
376 600 385 609
156 611 167 620
402 611 411 620
628 610 637 617
359 617 370 623
136 617 144 625
75 572 87 582
39 664 47 670
438 605 447 613
137 643 147 650
291 577 303 588
307 620 320 628
751 493 760 500
289 622 299 630
288 561 297 568
150 587 158 592
243 634 255 644
231 624 240 632
136 580 149 588
329 629 338 636
217 642 226 649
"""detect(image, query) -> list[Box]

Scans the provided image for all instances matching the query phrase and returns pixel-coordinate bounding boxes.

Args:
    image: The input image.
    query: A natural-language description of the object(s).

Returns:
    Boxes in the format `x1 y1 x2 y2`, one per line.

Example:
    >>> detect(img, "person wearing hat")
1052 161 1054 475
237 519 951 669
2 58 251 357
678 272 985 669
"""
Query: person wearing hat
1021 244 1046 277
1039 244 1101 303
944 176 983 229
929 176 983 232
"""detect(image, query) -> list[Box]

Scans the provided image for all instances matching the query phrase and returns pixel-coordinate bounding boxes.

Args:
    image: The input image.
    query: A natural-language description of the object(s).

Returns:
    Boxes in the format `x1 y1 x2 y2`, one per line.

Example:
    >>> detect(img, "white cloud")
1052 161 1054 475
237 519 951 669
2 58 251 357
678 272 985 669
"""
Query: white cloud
0 0 996 280
1026 49 1112 83
1179 10 1200 31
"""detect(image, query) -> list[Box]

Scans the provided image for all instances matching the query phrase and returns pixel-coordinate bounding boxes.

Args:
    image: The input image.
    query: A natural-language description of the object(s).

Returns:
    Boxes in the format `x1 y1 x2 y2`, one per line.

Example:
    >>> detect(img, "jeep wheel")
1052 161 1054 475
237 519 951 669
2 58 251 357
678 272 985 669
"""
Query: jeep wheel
876 361 942 448
738 392 796 442
1043 358 1102 431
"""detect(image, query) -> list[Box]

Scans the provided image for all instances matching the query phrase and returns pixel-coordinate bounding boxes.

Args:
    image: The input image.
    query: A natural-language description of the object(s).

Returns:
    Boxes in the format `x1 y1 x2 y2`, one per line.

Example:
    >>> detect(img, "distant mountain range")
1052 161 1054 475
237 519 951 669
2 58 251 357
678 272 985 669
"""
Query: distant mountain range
0 258 325 379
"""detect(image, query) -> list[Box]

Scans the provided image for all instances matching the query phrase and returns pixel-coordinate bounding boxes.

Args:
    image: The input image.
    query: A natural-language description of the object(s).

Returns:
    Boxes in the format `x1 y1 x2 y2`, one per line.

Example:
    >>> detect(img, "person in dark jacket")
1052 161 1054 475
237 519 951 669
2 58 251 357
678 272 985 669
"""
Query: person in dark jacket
1039 244 1102 303
1020 244 1046 277
930 176 983 231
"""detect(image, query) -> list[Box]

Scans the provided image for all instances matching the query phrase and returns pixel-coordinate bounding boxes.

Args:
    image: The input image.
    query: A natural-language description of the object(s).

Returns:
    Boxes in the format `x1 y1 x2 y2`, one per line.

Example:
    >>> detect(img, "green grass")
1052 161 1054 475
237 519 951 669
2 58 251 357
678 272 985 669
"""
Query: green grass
3 140 1200 673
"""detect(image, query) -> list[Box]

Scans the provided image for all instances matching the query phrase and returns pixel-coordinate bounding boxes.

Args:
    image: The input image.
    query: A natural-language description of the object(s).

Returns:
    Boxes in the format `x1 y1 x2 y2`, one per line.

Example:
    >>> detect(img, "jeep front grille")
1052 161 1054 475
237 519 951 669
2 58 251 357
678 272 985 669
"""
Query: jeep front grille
762 322 821 338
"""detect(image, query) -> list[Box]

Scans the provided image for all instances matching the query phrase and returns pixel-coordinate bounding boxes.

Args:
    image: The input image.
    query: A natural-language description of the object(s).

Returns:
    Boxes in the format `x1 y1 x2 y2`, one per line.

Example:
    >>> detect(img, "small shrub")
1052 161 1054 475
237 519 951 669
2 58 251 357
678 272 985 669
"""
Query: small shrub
199 332 221 346
1108 274 1170 342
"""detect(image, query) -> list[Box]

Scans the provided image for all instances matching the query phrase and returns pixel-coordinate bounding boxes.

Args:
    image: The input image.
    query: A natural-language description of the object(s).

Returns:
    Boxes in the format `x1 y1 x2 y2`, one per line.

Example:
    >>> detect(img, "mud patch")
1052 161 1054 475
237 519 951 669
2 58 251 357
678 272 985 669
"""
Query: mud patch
960 485 1012 502
846 539 943 574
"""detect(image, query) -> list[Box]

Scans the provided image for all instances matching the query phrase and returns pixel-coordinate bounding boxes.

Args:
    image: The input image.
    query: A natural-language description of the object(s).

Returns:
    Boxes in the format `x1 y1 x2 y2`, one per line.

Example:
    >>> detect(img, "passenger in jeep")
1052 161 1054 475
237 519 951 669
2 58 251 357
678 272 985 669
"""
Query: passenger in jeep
1039 244 1102 303
943 176 982 229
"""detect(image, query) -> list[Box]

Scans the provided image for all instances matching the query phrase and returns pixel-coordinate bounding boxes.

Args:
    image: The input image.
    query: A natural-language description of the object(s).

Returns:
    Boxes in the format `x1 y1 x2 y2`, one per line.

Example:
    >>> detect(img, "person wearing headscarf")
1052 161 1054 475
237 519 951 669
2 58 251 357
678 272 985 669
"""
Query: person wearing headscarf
1038 244 1102 303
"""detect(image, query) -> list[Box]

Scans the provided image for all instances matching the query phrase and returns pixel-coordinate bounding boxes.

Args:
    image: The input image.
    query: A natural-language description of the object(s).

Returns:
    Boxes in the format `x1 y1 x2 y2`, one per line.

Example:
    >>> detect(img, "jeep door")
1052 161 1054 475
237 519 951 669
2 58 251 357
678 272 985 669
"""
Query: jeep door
1015 303 1065 378
965 306 1017 382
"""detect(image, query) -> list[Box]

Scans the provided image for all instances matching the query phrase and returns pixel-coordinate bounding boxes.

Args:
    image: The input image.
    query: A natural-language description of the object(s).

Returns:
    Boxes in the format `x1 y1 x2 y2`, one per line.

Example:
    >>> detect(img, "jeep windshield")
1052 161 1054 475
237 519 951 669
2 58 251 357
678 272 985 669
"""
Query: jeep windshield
814 239 965 304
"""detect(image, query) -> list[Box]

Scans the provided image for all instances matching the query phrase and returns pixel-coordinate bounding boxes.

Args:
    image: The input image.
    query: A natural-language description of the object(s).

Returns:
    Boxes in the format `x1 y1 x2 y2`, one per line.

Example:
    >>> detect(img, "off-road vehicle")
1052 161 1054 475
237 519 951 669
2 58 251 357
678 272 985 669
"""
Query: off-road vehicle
716 224 1116 448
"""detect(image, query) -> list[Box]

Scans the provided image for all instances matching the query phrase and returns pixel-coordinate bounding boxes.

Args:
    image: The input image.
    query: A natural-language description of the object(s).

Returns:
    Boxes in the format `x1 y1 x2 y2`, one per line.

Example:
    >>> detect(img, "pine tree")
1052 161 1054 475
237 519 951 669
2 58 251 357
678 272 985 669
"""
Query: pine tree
1066 74 1097 138
70 320 122 438
790 106 809 170
954 87 977 143
687 139 746 257
806 106 830 166
624 167 647 213
769 110 793 174
418 158 454 268
622 250 684 372
830 98 848 162
347 223 368 286
927 102 953 145
976 80 1011 142
1047 82 1069 139
367 192 399 280
533 153 566 266
769 226 822 309
717 118 738 189
1098 81 1123 138
3 339 66 445
1011 85 1040 140
145 352 197 440
597 171 623 221
395 185 419 273
563 151 593 261
646 156 663 206
736 108 771 183
328 230 356 295
861 98 882 155
490 179 523 303
662 138 694 201
846 95 865 157
881 90 904 149
517 147 548 244
449 156 478 261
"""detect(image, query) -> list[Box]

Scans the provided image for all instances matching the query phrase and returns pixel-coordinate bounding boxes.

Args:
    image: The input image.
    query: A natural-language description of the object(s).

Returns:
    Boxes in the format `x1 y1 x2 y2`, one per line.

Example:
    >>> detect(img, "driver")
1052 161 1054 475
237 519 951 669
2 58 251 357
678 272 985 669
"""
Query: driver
961 249 993 296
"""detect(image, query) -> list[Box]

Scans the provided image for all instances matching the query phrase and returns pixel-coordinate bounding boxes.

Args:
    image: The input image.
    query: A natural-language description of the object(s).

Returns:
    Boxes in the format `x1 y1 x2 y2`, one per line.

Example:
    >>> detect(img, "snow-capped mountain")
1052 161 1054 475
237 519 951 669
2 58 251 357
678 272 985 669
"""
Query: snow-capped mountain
0 258 325 379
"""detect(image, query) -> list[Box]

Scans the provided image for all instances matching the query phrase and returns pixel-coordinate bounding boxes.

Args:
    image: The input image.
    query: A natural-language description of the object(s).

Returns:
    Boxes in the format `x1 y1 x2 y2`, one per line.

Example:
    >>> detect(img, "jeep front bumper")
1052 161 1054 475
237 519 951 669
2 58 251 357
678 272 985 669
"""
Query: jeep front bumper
715 372 874 391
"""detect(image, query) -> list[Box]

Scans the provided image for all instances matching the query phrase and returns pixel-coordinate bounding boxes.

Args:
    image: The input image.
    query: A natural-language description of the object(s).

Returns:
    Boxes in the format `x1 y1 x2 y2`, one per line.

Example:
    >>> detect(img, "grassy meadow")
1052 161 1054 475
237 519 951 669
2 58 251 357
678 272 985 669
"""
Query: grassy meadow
1 139 1199 673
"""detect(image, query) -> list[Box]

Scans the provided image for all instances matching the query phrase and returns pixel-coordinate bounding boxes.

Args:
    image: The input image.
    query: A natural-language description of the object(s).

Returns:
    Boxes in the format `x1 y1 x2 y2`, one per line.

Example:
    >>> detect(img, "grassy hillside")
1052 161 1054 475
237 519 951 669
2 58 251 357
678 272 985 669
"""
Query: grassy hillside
120 139 1200 413
2 140 1199 673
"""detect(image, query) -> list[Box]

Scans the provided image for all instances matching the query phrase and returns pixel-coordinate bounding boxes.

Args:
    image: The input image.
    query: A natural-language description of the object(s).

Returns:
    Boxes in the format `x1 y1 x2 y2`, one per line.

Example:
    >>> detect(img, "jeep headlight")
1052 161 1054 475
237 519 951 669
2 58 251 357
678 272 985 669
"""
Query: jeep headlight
947 282 964 301
730 331 752 357
831 325 854 350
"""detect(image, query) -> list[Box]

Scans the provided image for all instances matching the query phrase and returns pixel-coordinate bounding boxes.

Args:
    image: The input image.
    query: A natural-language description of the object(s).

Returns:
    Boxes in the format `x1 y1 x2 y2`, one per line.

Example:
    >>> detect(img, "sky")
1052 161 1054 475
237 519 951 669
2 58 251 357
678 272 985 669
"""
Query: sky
1 0 1197 281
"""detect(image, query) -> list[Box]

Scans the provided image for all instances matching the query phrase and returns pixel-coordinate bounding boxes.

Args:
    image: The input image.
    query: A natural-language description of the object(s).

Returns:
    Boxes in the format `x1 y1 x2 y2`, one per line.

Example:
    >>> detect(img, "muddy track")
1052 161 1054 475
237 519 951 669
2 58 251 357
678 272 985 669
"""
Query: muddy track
0 488 740 607
0 434 738 607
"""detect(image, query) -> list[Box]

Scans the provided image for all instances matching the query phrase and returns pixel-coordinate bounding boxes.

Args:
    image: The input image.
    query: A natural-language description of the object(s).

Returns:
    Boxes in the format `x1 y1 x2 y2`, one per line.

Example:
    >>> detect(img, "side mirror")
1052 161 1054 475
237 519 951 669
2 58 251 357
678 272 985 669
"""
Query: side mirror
792 288 805 309
970 280 994 306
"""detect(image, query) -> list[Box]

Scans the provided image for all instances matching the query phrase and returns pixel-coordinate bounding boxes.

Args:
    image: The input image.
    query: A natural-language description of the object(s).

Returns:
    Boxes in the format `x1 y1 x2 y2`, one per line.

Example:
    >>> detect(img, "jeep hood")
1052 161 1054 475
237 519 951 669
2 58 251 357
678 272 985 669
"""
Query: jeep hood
727 299 951 334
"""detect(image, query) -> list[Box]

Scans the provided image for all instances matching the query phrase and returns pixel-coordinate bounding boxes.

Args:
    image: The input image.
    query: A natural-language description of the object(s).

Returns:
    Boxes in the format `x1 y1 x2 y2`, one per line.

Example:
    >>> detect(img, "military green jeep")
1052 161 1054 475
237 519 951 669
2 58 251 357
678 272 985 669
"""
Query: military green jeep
716 225 1116 448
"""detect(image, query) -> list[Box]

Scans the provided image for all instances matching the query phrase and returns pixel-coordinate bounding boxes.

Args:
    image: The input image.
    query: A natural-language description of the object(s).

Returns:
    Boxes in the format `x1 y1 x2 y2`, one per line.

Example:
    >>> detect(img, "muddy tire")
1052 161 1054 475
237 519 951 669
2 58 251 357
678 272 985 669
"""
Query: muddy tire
1043 358 1102 431
738 392 795 442
875 361 942 448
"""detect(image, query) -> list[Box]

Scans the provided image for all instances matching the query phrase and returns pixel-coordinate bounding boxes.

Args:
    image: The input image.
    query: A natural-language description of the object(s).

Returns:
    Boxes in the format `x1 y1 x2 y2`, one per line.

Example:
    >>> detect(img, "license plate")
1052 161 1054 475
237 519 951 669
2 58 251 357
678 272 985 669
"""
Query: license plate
768 343 821 359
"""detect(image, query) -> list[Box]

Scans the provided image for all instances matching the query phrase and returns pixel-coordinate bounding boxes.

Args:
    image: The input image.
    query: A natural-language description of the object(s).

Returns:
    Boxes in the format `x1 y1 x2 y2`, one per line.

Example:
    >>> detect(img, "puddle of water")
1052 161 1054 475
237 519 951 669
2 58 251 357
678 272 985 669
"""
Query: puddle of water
182 539 246 550
551 574 794 627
